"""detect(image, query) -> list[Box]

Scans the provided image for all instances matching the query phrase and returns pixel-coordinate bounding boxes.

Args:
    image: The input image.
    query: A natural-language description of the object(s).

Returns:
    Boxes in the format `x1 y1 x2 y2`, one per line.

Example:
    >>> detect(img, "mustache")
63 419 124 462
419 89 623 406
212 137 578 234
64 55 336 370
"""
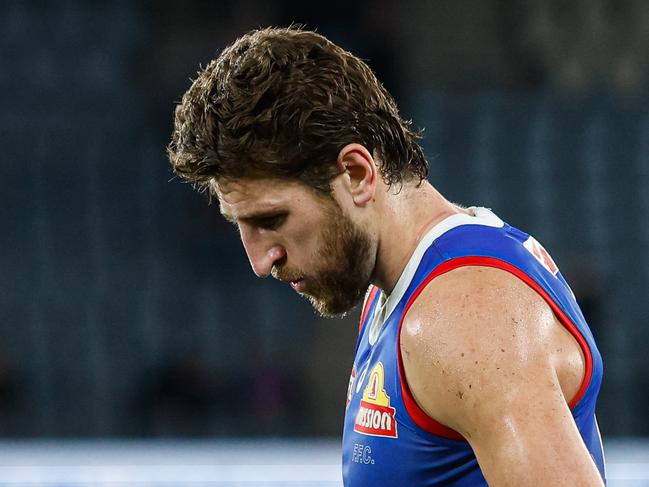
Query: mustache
271 265 303 282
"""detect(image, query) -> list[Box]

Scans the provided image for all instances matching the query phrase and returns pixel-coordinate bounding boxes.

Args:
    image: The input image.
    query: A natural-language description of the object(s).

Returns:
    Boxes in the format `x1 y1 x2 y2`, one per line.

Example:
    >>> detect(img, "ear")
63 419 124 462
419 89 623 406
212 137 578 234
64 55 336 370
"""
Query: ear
336 143 377 206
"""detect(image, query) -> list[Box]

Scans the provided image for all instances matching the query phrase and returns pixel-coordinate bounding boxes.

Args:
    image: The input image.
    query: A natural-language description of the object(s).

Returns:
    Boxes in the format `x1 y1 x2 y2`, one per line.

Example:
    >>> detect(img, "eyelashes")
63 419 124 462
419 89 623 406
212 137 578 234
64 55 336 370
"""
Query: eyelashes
251 213 287 230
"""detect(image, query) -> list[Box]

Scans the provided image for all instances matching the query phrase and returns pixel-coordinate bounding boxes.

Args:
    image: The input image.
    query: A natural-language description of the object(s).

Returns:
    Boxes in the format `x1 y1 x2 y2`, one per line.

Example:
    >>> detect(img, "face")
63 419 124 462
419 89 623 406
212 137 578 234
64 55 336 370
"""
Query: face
217 177 375 317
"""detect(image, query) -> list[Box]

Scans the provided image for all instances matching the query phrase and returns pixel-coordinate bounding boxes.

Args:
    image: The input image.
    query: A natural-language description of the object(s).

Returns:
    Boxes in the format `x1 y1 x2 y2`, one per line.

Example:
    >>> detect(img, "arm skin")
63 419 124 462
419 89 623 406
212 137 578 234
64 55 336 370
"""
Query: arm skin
400 266 604 487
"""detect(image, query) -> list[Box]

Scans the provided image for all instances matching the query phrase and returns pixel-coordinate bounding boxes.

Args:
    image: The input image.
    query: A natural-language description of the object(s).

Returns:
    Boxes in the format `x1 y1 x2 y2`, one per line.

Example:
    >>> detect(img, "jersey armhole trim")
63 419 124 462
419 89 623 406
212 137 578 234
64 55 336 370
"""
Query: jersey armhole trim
396 255 594 441
359 286 380 334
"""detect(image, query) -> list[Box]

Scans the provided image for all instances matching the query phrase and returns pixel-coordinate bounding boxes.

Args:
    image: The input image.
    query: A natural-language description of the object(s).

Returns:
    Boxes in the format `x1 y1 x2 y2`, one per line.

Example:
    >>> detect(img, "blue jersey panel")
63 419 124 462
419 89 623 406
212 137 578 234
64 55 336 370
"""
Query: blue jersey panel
342 209 605 486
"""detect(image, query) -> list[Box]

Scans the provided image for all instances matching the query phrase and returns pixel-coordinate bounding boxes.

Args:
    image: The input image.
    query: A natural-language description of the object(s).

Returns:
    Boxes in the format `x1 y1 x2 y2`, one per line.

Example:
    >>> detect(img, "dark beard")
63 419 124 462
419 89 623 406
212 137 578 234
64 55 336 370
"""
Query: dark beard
302 204 375 318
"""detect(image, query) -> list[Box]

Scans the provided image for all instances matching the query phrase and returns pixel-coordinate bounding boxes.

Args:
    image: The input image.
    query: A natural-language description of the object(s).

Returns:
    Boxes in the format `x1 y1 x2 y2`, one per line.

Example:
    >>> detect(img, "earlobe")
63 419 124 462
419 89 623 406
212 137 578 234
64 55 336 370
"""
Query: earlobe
337 143 377 207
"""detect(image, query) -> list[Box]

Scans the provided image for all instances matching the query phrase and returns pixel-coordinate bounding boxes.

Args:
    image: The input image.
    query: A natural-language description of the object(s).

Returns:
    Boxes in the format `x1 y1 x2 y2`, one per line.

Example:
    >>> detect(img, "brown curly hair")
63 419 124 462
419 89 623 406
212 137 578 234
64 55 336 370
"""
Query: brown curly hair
168 27 427 194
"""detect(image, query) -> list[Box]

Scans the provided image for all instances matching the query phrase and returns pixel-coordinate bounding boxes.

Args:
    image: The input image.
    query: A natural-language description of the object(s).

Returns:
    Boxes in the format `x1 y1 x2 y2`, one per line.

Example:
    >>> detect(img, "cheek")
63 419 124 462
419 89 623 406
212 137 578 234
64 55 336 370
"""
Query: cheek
286 216 331 264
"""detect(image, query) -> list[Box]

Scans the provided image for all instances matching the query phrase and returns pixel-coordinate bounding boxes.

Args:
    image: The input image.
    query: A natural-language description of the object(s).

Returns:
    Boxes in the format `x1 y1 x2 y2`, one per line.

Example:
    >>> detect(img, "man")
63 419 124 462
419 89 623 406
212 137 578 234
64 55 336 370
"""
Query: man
168 27 605 486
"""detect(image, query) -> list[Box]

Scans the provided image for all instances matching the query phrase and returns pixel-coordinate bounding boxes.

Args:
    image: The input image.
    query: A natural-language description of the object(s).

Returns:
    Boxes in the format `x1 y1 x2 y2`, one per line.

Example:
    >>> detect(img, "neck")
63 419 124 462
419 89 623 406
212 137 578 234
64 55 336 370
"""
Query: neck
371 181 467 295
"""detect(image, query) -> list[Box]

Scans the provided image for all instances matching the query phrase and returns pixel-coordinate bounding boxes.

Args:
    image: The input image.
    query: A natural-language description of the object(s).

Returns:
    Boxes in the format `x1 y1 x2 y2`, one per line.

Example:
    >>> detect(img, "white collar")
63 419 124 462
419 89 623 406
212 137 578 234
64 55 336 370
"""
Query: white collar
367 207 504 345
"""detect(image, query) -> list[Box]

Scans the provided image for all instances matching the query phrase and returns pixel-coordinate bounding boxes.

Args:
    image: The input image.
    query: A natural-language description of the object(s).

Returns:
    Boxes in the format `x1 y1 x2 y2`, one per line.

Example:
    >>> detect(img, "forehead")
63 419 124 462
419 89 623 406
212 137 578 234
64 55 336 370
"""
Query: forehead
215 177 319 219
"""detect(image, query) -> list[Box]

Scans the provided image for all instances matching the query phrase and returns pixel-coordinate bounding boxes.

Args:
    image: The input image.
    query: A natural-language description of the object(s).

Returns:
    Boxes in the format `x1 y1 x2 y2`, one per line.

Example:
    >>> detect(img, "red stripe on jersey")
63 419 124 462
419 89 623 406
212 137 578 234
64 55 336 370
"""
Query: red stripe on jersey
397 256 594 441
359 286 380 334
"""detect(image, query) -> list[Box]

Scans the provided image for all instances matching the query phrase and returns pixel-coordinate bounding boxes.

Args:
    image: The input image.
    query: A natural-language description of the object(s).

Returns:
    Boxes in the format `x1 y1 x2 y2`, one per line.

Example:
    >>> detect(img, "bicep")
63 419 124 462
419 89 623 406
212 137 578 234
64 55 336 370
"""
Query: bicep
465 371 603 486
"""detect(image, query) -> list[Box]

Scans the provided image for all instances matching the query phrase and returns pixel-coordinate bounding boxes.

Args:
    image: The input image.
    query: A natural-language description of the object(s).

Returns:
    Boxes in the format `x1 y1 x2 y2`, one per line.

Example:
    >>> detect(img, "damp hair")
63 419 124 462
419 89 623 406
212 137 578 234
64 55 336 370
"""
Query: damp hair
168 26 428 195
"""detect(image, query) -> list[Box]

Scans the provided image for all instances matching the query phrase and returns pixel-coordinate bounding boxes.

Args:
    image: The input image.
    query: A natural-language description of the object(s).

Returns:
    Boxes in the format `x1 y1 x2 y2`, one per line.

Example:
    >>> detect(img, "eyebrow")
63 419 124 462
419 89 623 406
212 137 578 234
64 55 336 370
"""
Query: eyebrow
220 208 285 225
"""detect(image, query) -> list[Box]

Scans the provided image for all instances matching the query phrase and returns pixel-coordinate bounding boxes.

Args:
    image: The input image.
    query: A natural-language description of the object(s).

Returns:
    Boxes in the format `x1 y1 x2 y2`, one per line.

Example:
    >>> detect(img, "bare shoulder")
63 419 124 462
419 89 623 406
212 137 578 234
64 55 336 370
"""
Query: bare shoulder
400 265 564 438
400 265 603 485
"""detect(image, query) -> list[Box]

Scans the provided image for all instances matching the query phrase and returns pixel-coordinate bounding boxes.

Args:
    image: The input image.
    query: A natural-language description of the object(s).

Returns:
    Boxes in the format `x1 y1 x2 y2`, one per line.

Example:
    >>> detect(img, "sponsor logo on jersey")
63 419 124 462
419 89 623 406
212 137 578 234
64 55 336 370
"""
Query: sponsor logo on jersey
523 236 559 276
354 362 398 438
346 365 356 408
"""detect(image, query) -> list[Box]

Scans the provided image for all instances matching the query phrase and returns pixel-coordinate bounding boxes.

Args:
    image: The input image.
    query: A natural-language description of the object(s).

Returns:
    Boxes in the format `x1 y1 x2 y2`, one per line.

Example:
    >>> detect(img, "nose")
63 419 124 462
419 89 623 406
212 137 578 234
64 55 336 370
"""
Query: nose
239 226 286 278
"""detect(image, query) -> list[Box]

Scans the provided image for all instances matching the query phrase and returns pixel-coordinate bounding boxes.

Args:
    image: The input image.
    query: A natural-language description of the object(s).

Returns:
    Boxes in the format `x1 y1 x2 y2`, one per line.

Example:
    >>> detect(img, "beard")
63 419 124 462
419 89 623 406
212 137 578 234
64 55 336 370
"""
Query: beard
272 200 375 318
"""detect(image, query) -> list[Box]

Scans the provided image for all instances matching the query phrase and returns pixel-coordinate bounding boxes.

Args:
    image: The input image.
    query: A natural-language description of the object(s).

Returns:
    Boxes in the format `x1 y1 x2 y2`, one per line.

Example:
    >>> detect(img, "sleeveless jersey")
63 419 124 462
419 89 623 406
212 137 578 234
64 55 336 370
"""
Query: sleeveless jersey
342 207 605 486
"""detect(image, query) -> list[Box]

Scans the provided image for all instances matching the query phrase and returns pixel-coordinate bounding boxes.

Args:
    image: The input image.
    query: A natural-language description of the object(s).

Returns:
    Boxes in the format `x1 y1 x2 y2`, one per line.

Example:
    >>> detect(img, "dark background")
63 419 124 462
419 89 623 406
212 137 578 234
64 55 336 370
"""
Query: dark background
1 0 648 439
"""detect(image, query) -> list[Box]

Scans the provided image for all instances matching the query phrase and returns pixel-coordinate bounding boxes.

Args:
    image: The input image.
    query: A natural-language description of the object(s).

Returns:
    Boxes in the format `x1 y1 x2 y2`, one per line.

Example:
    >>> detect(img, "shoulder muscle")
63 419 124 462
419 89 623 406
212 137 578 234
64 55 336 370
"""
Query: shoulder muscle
400 265 557 437
400 265 603 486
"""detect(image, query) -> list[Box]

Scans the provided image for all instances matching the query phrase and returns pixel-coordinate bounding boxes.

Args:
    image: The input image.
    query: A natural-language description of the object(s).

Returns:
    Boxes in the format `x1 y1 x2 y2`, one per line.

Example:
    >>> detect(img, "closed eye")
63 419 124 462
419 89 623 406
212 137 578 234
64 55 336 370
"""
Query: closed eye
249 213 287 231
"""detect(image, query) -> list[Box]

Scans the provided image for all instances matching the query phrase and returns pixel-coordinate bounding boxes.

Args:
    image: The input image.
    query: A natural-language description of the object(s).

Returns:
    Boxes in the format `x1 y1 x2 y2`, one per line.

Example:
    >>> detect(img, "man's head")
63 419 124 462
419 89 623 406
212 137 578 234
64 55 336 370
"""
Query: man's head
167 26 427 193
168 27 428 315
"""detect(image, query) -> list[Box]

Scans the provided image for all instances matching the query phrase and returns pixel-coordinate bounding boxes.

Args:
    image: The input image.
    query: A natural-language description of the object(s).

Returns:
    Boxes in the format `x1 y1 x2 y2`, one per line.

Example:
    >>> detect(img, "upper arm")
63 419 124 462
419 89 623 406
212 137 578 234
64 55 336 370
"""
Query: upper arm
400 266 603 487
